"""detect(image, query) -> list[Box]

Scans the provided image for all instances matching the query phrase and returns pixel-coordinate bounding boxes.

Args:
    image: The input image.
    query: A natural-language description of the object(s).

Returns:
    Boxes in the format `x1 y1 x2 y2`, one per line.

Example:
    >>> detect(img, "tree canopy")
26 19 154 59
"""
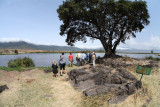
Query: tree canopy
57 0 150 56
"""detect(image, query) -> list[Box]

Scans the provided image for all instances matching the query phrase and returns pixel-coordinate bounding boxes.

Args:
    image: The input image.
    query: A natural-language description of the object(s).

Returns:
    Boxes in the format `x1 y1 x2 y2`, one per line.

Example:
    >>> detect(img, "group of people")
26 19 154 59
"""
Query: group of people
51 52 96 77
76 52 96 66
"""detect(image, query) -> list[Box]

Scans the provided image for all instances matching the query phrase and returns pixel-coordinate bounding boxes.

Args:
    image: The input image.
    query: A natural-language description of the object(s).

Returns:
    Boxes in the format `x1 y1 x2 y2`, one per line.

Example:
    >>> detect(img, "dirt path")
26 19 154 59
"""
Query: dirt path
51 75 82 107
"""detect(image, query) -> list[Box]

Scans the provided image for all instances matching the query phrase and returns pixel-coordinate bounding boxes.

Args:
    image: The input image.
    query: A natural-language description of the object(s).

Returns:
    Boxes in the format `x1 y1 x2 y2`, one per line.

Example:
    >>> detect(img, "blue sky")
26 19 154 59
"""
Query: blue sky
0 0 160 50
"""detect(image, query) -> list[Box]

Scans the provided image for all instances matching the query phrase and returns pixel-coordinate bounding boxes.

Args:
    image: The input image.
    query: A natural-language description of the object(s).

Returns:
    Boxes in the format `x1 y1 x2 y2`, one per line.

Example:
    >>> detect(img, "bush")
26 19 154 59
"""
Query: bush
145 56 153 60
16 58 23 66
8 60 17 68
8 57 35 68
23 57 35 67
15 50 18 54
155 58 160 61
145 56 160 61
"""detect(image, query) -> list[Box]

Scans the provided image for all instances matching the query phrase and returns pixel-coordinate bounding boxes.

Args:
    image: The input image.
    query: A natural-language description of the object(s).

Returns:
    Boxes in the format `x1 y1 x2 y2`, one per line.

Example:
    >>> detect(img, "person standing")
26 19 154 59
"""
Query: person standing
81 52 86 66
89 52 92 63
59 53 66 76
68 52 73 67
52 60 58 77
86 53 89 61
76 53 81 66
92 52 96 66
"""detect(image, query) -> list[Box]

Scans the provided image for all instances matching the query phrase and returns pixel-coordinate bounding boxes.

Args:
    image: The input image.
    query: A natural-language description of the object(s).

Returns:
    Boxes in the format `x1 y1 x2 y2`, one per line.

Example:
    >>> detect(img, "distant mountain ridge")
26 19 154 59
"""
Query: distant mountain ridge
0 41 159 53
0 41 100 51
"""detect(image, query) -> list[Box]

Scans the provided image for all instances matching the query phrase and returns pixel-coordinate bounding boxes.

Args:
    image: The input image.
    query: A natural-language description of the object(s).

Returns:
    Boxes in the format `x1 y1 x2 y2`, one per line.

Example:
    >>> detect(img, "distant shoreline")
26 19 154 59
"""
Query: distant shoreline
0 49 160 55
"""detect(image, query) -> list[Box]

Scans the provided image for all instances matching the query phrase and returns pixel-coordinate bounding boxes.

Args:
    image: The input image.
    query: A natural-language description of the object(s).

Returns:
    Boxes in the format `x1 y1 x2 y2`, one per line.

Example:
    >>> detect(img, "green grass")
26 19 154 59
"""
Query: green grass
145 56 160 61
0 66 54 72
0 66 24 72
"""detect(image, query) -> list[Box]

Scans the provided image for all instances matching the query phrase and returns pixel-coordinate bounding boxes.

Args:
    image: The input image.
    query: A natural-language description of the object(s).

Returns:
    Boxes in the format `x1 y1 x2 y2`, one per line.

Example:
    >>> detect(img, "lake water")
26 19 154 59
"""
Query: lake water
0 53 159 67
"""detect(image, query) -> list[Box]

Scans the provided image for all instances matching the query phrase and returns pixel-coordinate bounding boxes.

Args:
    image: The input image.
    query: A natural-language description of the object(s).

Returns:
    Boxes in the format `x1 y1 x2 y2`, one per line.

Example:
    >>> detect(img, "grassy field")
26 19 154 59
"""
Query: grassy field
0 66 82 107
0 62 160 107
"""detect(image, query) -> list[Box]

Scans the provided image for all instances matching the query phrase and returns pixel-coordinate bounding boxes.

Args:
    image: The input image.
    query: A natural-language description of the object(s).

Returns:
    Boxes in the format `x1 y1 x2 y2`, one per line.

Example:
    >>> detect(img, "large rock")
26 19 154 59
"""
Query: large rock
68 65 142 104
67 57 155 103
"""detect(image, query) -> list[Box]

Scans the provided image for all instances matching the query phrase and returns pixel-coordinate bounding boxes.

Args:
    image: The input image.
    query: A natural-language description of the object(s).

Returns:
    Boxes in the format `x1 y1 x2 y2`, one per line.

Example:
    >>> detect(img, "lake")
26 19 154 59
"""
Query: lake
0 53 159 67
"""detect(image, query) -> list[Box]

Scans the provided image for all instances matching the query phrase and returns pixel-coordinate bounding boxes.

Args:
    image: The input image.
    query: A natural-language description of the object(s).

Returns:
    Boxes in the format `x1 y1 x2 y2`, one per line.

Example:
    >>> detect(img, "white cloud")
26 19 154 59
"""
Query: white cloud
76 45 103 49
0 38 30 42
125 36 160 50
116 47 129 50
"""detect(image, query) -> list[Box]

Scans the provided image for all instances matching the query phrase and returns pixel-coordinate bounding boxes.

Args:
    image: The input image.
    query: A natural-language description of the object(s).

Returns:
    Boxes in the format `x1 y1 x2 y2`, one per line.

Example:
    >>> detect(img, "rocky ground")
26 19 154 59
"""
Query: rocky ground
68 56 159 104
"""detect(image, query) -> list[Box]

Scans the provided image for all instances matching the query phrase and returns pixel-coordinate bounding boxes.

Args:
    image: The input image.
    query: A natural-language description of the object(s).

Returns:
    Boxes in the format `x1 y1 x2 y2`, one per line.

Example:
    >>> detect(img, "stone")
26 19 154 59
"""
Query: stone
95 57 104 64
0 85 9 93
108 95 128 104
78 80 96 91
44 95 52 98
135 81 142 89
68 57 144 103
118 69 137 81
83 89 97 96
126 82 137 95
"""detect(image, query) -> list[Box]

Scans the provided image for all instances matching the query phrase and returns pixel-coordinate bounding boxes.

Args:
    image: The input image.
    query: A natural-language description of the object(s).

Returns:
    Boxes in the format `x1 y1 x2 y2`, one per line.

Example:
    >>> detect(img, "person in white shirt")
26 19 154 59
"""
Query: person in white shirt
76 53 81 66
92 52 96 66
81 52 86 66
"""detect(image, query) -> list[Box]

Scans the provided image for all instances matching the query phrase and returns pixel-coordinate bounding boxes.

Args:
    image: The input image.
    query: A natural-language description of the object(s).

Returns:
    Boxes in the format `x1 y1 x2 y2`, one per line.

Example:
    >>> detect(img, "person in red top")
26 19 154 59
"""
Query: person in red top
68 52 73 67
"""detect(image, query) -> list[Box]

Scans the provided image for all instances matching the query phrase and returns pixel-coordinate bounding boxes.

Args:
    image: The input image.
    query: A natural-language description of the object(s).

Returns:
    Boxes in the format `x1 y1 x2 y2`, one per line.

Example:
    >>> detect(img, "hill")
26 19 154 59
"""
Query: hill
0 41 159 53
0 41 85 51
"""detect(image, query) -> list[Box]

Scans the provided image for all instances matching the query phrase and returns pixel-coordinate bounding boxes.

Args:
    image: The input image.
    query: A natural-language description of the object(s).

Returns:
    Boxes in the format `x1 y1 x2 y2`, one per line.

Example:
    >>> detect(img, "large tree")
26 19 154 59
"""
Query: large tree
57 0 150 56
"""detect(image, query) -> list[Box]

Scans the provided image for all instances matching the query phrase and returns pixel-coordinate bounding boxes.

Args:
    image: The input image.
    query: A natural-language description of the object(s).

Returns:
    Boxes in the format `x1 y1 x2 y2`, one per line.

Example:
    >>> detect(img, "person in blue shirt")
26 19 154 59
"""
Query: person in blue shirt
86 53 89 61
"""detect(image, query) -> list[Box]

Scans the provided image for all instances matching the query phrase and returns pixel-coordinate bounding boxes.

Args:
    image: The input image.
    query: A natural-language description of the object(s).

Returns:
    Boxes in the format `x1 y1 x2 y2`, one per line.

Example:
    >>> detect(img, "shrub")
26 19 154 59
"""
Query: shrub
155 58 160 61
15 50 18 54
8 57 35 68
16 58 23 66
8 60 17 68
22 57 35 67
145 56 160 61
145 56 153 60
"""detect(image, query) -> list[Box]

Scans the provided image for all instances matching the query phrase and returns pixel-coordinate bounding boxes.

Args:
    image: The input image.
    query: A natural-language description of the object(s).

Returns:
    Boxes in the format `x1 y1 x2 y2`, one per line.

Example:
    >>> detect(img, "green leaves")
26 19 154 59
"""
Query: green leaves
57 0 150 55
8 57 35 68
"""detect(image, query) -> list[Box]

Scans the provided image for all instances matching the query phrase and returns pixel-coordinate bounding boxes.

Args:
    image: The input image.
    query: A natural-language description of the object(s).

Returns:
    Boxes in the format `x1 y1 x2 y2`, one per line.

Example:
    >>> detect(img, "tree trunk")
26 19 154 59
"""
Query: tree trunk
99 36 114 58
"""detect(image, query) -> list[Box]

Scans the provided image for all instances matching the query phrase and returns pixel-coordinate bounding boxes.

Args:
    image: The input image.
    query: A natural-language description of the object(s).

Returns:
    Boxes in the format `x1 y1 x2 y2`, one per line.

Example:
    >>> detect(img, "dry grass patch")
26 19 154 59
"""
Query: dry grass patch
0 66 83 107
0 69 55 107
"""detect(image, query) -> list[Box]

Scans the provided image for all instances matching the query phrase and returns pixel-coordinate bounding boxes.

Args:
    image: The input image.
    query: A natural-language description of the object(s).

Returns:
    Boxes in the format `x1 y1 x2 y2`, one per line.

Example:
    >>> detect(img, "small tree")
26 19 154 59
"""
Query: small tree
57 0 150 57
15 50 18 54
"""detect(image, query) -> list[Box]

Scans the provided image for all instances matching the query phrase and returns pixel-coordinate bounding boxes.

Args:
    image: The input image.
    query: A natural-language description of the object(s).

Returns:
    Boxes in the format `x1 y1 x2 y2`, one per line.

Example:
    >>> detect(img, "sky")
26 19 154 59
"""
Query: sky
0 0 160 50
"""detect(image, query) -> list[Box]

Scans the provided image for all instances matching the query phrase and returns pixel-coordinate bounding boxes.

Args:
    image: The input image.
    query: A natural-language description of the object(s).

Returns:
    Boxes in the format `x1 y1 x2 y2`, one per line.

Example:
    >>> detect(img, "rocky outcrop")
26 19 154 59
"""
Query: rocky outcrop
68 66 142 103
68 57 158 103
